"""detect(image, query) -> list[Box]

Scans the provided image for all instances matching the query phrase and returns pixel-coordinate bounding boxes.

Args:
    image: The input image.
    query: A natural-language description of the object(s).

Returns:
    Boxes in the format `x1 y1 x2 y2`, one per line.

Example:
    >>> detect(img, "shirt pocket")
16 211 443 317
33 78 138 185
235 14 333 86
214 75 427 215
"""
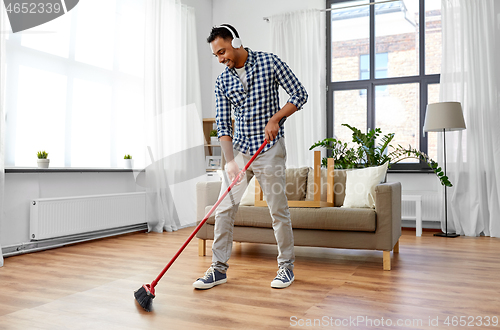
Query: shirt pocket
226 85 247 109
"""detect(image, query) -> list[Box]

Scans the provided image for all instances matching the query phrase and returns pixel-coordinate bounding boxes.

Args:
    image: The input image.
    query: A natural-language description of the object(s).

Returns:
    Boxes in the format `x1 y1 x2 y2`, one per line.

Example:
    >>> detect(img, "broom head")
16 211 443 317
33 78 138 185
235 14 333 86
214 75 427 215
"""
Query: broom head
134 284 155 312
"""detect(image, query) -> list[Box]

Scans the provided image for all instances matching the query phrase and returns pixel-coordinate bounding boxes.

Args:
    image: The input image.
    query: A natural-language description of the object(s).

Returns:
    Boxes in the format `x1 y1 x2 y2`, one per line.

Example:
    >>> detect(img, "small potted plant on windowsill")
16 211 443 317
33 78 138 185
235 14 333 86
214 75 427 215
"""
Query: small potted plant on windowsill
124 154 134 169
210 129 219 145
37 151 50 168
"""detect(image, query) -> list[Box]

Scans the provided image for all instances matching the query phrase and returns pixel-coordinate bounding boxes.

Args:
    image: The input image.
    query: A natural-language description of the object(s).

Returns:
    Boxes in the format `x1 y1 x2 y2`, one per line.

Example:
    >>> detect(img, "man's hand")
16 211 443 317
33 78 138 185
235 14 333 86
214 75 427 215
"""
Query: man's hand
265 103 297 142
265 118 280 142
224 160 244 185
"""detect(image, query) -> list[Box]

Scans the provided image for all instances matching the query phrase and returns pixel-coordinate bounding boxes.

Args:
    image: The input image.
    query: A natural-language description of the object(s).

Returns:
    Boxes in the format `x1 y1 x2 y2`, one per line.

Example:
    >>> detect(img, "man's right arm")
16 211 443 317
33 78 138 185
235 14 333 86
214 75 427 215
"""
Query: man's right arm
215 78 233 140
215 79 242 183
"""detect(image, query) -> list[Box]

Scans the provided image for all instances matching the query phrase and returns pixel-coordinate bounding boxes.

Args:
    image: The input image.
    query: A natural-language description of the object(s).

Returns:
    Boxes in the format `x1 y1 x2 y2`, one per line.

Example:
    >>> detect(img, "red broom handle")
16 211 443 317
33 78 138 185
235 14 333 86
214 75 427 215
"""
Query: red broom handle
150 139 268 288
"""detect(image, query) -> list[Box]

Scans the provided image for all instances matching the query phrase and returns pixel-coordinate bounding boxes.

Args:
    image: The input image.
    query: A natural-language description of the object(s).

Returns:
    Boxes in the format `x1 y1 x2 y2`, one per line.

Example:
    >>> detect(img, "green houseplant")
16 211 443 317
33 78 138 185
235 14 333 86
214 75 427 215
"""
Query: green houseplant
310 124 452 187
309 124 394 168
124 154 134 169
209 129 219 145
37 151 50 168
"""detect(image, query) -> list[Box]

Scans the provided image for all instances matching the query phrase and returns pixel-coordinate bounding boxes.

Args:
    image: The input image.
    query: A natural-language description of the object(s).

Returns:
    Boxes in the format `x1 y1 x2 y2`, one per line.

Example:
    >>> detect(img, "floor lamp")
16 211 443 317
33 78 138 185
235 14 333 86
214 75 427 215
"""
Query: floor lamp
423 102 466 238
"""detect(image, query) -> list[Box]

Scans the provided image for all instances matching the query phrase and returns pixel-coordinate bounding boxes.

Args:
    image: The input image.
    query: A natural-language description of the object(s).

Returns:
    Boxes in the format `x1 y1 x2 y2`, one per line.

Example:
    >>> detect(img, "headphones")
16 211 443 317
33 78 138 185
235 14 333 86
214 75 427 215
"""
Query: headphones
217 24 242 49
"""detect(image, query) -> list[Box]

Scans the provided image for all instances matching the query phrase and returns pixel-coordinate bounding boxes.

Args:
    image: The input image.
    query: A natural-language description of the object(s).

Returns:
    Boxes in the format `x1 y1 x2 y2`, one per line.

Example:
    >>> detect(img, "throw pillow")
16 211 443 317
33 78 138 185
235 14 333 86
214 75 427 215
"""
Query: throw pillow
240 176 256 206
342 162 388 209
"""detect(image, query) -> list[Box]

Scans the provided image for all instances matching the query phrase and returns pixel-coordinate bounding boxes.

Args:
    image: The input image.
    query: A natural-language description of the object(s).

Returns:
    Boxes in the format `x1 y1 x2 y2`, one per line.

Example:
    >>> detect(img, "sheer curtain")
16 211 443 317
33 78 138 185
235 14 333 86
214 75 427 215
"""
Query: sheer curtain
144 0 205 232
440 0 500 237
269 9 326 167
0 3 5 266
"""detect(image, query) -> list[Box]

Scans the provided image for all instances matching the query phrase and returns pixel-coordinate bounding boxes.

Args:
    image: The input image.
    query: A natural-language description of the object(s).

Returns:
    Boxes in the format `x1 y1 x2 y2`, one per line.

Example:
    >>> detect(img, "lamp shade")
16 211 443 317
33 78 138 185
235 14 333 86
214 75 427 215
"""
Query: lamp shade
423 102 466 132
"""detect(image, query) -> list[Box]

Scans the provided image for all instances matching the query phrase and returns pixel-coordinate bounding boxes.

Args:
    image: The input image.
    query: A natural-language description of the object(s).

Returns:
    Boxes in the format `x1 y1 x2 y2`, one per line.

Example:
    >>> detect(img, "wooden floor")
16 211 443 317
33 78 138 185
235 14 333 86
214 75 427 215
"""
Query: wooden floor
1 228 499 330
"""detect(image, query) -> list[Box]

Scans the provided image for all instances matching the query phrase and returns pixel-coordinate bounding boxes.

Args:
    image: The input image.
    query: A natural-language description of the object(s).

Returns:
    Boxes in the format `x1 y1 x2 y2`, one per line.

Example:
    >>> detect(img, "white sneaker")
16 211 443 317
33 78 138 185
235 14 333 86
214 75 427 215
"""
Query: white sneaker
271 267 294 289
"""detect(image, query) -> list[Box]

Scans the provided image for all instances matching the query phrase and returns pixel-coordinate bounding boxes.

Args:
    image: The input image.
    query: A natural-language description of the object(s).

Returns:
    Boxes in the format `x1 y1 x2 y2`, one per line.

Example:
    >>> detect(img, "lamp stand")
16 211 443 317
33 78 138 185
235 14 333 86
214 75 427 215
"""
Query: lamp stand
434 128 459 238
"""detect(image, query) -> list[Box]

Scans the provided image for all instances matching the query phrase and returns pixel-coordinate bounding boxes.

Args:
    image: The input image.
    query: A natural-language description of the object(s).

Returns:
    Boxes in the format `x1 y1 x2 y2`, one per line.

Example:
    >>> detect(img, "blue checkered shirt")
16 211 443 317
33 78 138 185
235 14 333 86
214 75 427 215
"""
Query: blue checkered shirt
215 49 308 155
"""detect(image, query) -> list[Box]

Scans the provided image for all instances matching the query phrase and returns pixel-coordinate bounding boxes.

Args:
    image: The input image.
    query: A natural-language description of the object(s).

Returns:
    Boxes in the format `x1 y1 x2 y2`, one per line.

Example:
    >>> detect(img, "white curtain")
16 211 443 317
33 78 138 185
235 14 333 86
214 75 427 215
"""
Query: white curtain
144 0 205 232
269 9 326 167
440 0 500 237
0 2 5 266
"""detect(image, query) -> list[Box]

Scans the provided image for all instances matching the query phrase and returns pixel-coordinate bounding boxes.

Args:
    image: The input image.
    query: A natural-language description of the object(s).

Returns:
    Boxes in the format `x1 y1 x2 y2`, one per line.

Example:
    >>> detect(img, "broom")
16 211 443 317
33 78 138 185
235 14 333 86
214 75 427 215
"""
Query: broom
134 117 286 312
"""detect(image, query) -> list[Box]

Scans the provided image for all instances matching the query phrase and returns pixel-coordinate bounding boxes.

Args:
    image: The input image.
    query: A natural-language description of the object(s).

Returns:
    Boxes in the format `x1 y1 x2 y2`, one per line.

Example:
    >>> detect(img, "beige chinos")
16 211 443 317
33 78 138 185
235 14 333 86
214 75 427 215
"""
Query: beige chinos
211 138 294 273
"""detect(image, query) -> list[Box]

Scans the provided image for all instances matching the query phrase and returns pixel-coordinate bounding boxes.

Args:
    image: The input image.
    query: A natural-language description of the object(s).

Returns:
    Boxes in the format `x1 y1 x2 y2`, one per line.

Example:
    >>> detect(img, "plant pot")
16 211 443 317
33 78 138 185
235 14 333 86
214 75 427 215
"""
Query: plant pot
210 136 219 145
37 159 50 168
124 159 134 169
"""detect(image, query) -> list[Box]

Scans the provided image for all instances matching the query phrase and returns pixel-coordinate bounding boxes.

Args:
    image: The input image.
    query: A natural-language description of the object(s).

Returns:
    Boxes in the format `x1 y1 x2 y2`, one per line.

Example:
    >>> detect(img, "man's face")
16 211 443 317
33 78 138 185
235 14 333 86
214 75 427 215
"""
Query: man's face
211 37 238 69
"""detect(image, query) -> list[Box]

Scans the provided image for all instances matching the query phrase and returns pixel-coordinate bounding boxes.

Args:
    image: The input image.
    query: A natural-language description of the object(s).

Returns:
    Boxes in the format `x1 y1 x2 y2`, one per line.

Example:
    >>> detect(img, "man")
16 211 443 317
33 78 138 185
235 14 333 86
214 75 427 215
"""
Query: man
193 24 307 290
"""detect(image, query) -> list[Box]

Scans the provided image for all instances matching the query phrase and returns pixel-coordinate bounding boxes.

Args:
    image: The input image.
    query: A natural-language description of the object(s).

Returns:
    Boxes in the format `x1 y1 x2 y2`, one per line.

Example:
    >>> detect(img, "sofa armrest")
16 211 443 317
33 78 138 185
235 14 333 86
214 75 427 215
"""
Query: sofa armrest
196 181 222 223
374 182 402 250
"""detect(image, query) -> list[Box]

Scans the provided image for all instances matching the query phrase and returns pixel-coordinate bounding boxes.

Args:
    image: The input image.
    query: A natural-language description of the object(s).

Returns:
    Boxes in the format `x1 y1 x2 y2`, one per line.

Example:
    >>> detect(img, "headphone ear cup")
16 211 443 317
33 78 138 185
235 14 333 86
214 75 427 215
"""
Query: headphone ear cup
232 38 242 49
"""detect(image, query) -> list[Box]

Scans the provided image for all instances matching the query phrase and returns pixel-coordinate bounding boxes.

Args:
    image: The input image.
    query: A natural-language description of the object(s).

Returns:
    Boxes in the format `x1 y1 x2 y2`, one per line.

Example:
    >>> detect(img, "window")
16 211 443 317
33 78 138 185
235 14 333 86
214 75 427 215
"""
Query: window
4 0 146 168
360 53 387 94
327 0 441 169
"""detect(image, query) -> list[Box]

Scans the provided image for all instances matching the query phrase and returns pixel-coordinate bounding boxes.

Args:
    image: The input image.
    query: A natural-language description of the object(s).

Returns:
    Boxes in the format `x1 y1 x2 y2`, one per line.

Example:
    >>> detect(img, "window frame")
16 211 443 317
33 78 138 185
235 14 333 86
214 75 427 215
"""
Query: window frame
326 0 440 171
360 52 388 95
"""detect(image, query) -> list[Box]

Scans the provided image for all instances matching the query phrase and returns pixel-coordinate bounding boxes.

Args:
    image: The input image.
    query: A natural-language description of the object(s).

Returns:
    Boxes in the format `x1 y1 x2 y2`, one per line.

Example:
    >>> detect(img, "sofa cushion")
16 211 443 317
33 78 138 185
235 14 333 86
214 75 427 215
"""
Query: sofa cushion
306 169 348 207
285 167 309 200
205 205 376 232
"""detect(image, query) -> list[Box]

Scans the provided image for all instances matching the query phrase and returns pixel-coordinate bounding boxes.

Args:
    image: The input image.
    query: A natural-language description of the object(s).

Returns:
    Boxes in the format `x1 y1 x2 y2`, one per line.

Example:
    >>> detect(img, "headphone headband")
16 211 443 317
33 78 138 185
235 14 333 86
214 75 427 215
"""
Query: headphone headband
217 24 242 49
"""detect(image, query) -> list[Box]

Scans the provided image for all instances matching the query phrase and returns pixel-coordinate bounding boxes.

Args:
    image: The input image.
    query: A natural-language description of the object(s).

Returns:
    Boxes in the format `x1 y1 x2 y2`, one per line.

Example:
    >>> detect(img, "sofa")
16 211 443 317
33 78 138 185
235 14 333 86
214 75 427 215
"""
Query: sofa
196 163 401 270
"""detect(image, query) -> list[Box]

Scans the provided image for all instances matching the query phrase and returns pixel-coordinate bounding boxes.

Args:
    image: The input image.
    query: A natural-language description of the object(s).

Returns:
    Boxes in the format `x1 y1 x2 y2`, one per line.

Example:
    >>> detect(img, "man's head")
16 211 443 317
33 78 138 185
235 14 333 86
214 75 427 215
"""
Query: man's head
208 24 246 69
207 24 241 47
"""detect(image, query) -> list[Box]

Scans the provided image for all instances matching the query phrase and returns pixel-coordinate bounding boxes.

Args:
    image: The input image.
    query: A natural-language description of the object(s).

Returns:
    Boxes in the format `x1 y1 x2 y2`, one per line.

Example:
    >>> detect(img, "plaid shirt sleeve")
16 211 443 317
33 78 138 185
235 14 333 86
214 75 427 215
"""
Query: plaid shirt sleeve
214 77 233 138
273 55 308 111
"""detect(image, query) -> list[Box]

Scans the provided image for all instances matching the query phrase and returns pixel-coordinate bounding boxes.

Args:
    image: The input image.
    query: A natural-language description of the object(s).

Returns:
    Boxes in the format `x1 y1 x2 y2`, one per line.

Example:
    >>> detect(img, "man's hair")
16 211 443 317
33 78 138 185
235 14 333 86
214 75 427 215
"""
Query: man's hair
207 24 240 43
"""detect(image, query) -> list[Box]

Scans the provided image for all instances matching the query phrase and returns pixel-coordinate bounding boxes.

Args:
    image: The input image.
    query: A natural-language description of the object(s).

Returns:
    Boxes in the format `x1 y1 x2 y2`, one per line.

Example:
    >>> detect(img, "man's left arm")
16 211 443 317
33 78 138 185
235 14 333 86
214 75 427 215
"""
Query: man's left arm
265 56 308 142
265 102 298 142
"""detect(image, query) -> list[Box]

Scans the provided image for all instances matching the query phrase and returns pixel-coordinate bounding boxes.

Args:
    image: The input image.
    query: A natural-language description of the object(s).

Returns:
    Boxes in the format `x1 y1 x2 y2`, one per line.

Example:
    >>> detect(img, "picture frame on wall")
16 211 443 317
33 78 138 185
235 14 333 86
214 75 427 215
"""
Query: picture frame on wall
206 156 222 170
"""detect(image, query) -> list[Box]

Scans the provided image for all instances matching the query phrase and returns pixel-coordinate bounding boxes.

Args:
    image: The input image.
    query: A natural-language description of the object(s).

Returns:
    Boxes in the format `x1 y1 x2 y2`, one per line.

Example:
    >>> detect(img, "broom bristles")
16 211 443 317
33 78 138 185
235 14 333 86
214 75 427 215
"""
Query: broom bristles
134 284 155 312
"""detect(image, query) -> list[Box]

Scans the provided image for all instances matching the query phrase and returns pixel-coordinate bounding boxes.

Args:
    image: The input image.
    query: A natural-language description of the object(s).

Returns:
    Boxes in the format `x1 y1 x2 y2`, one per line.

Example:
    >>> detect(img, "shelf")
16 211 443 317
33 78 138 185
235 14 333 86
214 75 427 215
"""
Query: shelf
203 117 232 169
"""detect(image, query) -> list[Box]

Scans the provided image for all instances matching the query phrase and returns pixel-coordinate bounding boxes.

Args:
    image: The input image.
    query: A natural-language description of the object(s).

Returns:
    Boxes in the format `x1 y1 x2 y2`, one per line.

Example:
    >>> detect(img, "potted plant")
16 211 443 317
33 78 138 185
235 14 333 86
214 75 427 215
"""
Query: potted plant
210 129 219 145
37 151 50 168
124 154 134 169
310 124 452 187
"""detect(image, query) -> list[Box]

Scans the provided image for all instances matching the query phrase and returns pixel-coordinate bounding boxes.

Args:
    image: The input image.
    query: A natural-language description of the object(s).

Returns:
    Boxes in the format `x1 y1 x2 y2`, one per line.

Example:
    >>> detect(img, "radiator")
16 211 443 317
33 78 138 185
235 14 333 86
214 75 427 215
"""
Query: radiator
30 192 146 240
402 191 440 222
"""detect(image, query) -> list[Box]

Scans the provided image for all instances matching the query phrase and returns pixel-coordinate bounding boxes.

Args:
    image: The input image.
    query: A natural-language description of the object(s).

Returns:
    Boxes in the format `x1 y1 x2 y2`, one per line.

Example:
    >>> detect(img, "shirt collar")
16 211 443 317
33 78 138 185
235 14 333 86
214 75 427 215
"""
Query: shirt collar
244 48 255 69
227 48 255 75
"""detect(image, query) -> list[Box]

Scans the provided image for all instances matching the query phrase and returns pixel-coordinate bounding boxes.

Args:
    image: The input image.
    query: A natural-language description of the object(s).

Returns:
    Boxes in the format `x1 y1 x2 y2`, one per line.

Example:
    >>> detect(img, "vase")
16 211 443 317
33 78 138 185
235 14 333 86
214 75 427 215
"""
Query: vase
124 159 134 169
37 159 50 168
